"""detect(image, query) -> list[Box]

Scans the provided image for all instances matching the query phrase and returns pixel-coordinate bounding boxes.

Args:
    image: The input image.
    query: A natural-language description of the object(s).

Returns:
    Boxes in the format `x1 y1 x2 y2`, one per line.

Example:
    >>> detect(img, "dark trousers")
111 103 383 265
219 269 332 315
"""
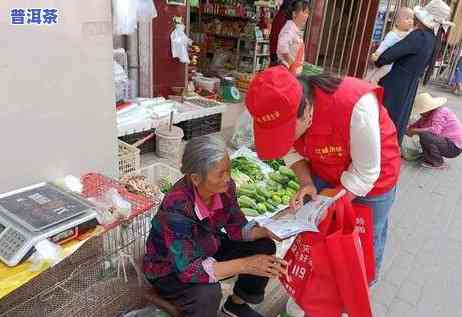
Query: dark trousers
151 238 276 317
419 131 462 166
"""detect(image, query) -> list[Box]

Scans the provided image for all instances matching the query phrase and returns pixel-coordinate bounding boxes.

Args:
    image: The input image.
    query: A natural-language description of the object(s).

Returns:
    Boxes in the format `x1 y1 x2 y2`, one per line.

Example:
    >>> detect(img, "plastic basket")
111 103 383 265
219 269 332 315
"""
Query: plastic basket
119 130 156 154
175 113 222 140
118 140 141 177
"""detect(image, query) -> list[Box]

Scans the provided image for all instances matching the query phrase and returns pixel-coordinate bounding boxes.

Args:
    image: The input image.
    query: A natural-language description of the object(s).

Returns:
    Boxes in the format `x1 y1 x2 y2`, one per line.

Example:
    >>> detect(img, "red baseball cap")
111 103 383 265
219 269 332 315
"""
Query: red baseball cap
246 66 302 160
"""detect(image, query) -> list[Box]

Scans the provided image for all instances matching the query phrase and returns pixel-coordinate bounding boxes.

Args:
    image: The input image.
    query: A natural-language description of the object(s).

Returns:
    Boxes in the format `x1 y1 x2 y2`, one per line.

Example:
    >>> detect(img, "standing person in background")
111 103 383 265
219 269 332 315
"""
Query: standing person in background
450 50 462 95
366 7 414 85
277 0 310 75
269 0 292 66
375 0 453 145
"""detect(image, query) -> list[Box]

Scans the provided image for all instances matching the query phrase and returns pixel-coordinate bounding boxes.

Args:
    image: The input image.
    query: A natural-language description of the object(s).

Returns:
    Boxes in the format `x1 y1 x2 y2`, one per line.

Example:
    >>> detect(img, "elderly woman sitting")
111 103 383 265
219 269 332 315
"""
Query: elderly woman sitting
143 135 286 317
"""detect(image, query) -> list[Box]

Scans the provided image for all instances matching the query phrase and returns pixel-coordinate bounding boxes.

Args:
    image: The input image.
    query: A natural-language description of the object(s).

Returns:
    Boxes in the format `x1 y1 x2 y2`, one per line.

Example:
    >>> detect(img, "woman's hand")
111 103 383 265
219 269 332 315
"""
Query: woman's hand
251 226 282 242
290 183 318 211
242 254 288 279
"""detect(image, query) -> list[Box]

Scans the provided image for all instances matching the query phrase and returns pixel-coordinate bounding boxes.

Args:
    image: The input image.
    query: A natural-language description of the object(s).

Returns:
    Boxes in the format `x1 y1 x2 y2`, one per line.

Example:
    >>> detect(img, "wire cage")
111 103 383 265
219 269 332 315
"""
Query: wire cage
0 174 158 317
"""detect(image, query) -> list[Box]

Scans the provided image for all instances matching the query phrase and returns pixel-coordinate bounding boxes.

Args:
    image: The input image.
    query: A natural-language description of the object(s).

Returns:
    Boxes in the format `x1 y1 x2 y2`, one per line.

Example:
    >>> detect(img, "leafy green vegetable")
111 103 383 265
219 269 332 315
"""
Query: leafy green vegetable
231 156 265 182
231 169 252 187
238 195 258 209
159 176 173 194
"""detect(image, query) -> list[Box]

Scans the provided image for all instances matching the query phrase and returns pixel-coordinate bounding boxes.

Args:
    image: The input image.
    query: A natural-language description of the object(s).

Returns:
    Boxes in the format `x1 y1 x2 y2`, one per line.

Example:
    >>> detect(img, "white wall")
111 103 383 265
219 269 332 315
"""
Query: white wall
0 0 117 192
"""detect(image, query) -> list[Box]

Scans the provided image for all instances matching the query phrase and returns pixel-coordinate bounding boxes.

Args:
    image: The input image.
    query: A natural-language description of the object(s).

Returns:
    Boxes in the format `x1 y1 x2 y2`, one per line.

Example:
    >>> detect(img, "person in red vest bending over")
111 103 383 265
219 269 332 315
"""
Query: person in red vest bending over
245 66 401 280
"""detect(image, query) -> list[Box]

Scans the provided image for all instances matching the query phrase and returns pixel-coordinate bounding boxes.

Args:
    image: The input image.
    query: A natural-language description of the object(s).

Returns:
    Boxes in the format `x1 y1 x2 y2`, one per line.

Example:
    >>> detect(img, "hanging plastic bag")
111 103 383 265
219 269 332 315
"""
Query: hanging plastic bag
285 298 305 317
138 0 158 21
230 110 255 150
170 23 192 64
114 61 129 102
401 135 423 161
113 0 139 35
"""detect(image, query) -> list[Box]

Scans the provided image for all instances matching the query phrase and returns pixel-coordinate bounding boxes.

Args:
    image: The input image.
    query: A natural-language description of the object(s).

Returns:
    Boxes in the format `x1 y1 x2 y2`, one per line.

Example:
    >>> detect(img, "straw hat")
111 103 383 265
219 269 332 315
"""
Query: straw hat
413 93 447 114
414 0 453 34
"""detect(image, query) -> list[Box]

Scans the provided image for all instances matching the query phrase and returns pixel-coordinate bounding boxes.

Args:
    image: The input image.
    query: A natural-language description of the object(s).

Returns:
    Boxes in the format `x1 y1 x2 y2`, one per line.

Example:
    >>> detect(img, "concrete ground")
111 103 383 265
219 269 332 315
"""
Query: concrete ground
370 85 462 317
141 84 462 317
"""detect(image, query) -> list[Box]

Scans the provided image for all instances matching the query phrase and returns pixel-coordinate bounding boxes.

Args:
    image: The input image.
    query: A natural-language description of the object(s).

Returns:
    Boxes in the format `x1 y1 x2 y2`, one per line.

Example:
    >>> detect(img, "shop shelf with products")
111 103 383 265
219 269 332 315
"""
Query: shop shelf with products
190 0 278 75
236 37 271 73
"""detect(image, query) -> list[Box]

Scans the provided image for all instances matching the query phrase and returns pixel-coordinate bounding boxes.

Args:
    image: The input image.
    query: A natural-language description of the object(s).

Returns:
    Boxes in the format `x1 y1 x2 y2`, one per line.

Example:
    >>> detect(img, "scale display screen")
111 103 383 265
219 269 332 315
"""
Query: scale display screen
0 184 91 232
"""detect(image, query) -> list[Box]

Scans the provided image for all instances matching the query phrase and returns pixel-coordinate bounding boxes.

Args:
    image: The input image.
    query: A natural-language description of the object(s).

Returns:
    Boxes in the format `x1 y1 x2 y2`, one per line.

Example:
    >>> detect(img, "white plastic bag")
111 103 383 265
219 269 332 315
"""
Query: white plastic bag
286 298 305 317
113 0 139 35
104 188 132 218
230 110 255 150
401 135 423 161
28 240 65 271
171 24 192 64
114 61 129 102
138 0 158 21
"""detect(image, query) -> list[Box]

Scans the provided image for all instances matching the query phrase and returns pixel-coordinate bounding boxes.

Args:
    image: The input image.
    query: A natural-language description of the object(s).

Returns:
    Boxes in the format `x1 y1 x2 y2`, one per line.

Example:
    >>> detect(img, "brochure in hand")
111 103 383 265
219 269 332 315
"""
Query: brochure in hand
256 190 345 240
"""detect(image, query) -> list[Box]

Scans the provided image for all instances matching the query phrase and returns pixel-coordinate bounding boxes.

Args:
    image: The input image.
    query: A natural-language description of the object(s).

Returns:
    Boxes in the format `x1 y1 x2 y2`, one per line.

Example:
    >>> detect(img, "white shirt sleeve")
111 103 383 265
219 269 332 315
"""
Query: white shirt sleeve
277 23 291 56
340 93 381 197
283 147 305 167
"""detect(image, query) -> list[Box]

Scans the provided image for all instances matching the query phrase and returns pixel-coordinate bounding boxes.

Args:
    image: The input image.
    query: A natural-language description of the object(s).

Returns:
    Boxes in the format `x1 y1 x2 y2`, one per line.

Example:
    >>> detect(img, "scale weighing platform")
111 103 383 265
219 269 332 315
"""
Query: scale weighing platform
0 182 97 267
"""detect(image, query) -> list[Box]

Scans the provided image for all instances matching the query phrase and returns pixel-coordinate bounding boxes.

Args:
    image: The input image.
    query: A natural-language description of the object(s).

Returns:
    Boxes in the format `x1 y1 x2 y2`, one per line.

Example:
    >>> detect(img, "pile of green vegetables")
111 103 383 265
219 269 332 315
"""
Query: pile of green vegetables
231 156 265 182
263 159 285 172
232 157 300 216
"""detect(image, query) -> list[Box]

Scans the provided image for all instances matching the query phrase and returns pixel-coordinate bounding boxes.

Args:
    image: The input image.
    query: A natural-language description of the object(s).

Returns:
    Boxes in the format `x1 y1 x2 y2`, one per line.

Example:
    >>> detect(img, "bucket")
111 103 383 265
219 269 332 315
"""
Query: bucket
155 126 184 161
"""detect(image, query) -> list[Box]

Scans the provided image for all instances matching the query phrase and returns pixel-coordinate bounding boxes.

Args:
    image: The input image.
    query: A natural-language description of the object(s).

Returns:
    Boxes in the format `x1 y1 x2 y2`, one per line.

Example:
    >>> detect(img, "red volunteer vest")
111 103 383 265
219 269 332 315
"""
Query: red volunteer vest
294 77 400 196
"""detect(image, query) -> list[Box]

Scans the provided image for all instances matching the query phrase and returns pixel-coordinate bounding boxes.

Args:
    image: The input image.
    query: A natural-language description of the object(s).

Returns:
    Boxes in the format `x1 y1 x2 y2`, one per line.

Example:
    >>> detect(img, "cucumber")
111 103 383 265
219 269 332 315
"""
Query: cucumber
271 195 282 205
256 186 272 199
288 180 300 191
266 179 279 189
241 208 260 217
264 202 276 212
256 203 268 214
270 172 290 185
286 187 297 197
282 195 291 205
240 183 257 191
279 166 296 179
268 199 280 208
254 193 267 203
238 196 258 209
238 187 256 198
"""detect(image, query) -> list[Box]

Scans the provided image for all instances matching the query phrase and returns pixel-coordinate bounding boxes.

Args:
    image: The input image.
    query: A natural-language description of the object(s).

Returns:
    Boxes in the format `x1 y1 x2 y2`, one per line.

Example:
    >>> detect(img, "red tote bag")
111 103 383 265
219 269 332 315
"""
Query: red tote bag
280 206 343 317
326 197 373 317
352 203 375 284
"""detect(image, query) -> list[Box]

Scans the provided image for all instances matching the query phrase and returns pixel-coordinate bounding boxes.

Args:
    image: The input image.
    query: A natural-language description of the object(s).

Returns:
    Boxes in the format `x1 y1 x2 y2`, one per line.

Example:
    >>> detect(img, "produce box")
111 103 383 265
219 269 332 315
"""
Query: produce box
230 147 300 218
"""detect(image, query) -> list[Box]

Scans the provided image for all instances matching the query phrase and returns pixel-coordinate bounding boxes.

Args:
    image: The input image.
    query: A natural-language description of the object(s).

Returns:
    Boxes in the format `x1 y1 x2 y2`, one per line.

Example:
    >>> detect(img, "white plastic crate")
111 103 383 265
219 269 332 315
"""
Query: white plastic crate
118 140 141 177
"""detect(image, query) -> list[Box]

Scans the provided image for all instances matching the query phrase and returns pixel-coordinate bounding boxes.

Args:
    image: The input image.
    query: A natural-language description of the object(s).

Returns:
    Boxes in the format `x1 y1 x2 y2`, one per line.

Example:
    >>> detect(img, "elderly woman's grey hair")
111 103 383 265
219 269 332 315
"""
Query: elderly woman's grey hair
181 135 228 178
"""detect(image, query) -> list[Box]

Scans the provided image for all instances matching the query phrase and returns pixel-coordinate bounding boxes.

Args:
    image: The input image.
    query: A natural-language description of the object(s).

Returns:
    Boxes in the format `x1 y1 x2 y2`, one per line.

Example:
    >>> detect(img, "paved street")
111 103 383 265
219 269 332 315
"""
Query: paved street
371 86 462 317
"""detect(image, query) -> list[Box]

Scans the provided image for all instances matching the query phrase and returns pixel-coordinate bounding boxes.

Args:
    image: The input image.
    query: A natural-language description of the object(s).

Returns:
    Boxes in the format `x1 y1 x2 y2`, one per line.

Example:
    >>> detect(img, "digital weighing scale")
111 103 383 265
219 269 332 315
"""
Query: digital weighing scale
0 182 97 267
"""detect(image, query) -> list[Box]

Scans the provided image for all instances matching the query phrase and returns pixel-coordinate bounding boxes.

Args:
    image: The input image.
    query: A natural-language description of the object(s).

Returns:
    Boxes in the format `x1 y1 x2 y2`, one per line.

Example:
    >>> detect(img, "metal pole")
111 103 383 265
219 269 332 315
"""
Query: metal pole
185 0 191 94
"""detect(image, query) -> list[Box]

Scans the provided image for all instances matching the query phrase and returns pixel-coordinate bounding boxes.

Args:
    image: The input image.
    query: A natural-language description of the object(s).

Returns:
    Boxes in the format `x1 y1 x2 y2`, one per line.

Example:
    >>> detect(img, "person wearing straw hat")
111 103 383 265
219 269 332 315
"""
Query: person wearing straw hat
375 0 453 145
407 93 462 169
